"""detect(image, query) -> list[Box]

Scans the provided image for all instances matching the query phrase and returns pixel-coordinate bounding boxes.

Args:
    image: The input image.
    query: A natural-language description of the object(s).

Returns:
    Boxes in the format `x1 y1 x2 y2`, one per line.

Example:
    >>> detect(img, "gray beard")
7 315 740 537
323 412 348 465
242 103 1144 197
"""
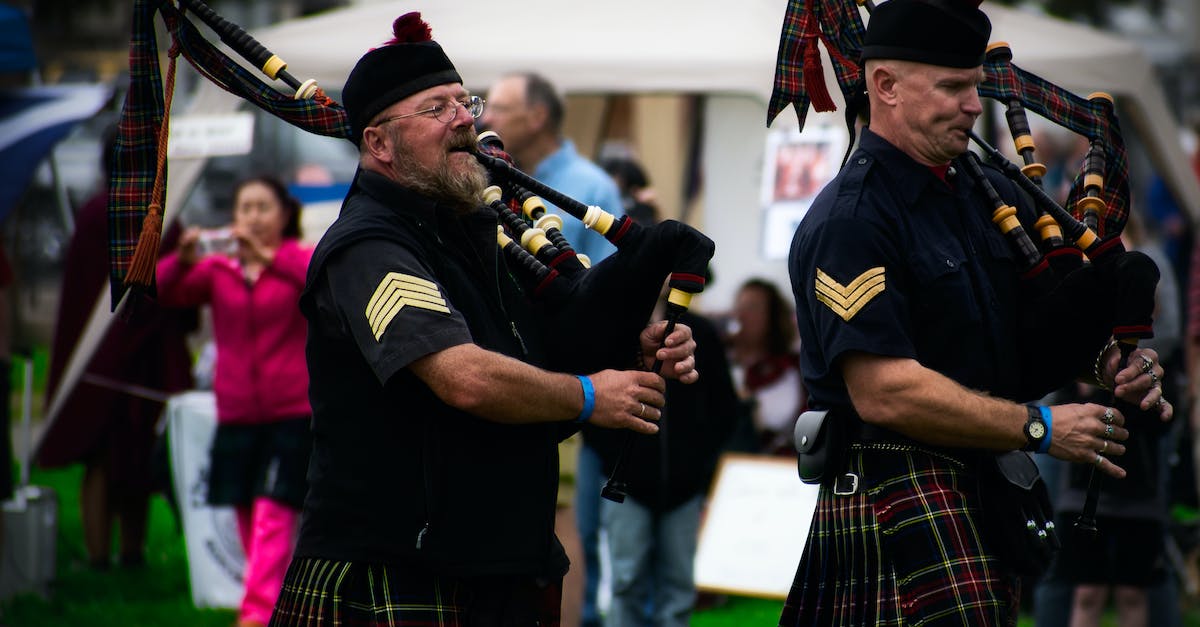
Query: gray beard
392 142 488 214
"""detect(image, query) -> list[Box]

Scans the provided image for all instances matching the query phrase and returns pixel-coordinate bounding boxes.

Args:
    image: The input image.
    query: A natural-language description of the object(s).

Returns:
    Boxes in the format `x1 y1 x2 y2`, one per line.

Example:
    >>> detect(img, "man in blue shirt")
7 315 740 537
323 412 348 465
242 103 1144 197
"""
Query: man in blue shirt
481 72 625 263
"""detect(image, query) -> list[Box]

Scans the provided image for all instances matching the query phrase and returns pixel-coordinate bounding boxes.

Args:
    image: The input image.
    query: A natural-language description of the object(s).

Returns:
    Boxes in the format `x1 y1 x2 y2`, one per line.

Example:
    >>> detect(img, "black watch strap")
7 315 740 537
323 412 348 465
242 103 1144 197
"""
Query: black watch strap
1021 404 1046 452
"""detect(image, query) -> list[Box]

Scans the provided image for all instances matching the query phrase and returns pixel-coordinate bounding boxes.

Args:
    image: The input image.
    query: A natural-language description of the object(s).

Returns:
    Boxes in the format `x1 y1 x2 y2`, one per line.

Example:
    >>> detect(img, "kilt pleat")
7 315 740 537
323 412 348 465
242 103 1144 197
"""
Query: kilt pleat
270 557 560 626
271 557 466 626
779 444 1020 626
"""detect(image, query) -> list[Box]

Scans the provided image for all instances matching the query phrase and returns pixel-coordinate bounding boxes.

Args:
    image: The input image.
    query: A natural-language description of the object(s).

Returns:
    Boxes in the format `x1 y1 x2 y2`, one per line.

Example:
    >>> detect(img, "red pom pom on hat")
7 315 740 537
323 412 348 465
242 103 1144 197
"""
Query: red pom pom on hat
384 12 432 45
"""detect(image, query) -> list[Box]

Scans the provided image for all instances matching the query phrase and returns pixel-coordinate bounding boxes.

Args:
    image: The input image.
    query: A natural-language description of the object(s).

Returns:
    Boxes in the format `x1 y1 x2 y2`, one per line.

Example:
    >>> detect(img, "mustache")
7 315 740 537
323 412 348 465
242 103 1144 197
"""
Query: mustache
447 131 478 152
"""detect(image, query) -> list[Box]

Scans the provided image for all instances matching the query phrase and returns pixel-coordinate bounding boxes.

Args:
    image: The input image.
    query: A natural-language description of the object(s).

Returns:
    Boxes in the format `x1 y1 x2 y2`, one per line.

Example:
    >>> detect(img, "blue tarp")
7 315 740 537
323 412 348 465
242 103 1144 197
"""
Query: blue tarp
0 4 36 73
0 4 108 222
0 85 109 221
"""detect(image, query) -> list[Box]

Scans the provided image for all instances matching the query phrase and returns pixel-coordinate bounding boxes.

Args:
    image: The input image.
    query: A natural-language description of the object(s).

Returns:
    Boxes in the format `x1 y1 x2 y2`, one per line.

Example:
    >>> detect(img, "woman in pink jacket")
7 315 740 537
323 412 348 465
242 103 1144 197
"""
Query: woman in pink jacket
158 175 313 627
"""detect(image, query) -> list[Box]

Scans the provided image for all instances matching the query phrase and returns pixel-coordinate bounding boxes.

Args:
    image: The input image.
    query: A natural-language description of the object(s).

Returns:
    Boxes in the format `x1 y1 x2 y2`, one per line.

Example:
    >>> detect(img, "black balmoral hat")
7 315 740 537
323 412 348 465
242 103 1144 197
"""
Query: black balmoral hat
860 0 992 69
342 12 462 144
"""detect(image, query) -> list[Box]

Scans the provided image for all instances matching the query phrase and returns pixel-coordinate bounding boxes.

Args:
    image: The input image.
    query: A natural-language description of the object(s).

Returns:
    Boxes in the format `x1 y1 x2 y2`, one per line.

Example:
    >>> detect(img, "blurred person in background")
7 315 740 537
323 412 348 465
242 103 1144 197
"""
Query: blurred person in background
587 280 740 627
156 174 313 627
41 123 196 570
602 155 660 228
727 278 805 455
481 71 625 263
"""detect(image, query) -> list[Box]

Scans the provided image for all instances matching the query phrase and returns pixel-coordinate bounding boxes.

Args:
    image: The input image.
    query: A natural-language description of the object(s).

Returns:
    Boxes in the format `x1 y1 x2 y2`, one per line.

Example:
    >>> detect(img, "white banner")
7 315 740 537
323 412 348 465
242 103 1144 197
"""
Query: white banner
167 391 244 609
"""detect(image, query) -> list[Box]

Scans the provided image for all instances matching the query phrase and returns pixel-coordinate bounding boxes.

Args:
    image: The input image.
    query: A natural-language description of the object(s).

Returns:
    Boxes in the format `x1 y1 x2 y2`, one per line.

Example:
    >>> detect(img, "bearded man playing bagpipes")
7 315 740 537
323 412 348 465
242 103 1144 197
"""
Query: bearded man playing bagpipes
778 0 1173 624
256 13 708 627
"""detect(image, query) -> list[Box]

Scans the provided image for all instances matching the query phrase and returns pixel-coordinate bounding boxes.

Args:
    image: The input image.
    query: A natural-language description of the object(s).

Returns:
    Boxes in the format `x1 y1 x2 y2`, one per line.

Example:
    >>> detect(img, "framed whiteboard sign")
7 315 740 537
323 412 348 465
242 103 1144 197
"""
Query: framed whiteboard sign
694 453 820 599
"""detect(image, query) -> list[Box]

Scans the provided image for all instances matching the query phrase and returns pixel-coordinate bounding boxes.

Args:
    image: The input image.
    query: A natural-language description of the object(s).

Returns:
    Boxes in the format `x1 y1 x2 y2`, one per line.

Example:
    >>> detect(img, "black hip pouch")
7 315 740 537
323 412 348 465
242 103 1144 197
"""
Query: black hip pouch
794 409 847 485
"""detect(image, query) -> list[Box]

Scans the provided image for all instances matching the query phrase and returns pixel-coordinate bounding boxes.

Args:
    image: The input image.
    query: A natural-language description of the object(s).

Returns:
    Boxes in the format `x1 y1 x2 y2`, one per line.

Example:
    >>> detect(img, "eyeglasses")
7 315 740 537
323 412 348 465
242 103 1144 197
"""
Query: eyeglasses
375 96 486 126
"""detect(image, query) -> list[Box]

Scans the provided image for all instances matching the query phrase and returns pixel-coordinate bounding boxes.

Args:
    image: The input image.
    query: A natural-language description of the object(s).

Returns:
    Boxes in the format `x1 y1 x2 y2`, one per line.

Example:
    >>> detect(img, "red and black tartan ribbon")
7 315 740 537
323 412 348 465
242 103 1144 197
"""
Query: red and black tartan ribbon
109 0 352 308
981 59 1129 239
768 0 866 128
108 0 168 307
769 0 1130 240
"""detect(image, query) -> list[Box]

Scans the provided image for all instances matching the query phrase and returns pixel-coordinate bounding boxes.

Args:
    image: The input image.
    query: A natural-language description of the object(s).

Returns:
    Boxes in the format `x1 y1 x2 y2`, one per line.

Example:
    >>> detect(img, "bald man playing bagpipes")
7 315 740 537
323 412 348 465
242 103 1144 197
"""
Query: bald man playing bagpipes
778 0 1172 624
266 14 703 627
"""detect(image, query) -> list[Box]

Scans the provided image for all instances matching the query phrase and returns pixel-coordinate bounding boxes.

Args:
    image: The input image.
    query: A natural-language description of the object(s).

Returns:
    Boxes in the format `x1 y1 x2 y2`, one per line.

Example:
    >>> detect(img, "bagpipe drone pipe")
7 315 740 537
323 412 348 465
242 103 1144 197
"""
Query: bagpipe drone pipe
471 132 715 378
769 0 1161 537
472 133 716 502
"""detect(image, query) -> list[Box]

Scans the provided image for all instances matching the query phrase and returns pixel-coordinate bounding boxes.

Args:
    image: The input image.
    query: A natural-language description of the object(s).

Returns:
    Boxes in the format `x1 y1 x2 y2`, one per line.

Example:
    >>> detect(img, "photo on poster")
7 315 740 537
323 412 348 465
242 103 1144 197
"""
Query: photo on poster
759 124 846 259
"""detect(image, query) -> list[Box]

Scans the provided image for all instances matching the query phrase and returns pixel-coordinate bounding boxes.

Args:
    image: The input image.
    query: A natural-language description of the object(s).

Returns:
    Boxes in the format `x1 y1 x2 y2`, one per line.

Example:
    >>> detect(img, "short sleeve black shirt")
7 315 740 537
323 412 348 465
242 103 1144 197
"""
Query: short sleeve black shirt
789 129 1039 411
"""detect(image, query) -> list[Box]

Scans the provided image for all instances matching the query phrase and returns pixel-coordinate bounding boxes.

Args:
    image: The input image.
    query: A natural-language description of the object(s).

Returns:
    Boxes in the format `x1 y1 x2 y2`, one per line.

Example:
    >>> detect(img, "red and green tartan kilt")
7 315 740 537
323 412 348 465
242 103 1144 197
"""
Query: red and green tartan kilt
779 444 1021 626
270 557 562 627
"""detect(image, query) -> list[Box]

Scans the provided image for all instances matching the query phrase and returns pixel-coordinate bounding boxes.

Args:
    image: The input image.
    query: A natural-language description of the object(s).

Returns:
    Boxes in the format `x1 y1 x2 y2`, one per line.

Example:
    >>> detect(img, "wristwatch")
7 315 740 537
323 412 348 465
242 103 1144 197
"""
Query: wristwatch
1022 405 1047 452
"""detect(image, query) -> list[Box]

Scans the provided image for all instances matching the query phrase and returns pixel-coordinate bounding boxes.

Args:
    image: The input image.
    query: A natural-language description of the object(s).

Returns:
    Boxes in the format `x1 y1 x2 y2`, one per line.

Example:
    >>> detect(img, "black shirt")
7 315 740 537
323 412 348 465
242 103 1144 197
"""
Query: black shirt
789 128 1097 419
295 170 567 578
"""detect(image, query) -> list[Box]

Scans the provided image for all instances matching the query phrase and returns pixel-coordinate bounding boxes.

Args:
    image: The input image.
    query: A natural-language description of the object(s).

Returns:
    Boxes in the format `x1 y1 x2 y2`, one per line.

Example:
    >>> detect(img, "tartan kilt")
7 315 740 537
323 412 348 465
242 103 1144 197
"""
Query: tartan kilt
270 557 562 627
779 444 1021 626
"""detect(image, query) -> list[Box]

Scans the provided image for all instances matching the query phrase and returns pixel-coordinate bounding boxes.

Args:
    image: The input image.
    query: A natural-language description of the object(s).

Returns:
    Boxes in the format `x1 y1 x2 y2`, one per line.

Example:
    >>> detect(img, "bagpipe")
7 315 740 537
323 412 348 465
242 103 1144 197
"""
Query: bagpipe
770 0 1160 538
472 132 715 501
110 0 715 502
109 0 350 307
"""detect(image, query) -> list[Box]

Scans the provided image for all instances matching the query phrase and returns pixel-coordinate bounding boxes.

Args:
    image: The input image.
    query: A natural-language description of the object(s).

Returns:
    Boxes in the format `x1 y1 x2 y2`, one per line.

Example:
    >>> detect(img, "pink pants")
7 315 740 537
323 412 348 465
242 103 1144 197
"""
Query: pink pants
235 497 299 625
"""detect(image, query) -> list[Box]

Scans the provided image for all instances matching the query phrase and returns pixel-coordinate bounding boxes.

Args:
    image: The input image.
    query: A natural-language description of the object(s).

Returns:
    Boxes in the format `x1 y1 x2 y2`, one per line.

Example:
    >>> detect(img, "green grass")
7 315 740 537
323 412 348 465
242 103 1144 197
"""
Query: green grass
1 464 236 627
1 463 784 626
9 462 1200 626
692 596 783 626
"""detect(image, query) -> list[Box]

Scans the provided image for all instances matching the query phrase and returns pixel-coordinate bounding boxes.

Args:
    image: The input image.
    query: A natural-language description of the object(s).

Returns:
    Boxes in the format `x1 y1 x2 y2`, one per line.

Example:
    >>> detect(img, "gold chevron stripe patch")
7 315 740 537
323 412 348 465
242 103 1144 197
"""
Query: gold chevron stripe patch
815 267 886 322
366 272 451 341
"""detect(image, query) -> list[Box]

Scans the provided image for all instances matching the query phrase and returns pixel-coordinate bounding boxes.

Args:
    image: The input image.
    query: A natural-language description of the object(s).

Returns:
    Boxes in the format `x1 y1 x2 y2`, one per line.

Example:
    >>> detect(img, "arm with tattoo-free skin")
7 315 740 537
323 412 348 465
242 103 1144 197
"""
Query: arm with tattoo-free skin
409 321 698 433
842 352 1133 479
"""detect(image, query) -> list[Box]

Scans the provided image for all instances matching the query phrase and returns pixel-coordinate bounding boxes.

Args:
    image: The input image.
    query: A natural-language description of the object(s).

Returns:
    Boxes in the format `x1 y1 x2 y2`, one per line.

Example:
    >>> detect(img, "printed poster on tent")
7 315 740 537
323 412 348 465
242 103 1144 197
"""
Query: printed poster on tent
759 124 846 260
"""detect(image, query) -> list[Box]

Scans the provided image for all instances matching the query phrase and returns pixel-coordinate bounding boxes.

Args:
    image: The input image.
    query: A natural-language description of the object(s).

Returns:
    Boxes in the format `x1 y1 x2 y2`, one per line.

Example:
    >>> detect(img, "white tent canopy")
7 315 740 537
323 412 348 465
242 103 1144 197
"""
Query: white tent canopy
39 0 1200 448
246 1 1198 218
249 1 784 98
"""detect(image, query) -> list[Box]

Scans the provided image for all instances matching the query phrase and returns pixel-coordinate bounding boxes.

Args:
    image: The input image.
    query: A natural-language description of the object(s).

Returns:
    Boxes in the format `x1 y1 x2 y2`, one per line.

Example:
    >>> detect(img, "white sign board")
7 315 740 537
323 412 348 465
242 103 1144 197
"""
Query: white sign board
167 113 255 158
167 391 245 609
694 453 820 599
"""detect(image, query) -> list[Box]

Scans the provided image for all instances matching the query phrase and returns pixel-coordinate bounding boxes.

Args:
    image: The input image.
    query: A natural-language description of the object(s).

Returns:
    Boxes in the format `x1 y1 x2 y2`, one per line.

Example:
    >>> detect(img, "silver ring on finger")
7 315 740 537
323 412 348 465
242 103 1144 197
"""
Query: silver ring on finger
1155 396 1167 409
1102 408 1114 424
1094 453 1104 466
637 402 645 418
1103 424 1114 438
1149 370 1160 385
1139 354 1154 373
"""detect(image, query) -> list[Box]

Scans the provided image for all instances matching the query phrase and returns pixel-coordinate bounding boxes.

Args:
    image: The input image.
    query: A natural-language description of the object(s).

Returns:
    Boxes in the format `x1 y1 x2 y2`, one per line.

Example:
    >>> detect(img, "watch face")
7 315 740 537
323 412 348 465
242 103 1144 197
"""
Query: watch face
1029 421 1046 440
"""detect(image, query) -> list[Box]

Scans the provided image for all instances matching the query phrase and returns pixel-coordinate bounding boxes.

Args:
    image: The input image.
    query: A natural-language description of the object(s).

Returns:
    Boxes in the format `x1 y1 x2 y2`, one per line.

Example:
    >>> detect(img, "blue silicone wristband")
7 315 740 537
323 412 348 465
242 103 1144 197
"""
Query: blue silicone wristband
1037 405 1053 454
575 375 595 424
